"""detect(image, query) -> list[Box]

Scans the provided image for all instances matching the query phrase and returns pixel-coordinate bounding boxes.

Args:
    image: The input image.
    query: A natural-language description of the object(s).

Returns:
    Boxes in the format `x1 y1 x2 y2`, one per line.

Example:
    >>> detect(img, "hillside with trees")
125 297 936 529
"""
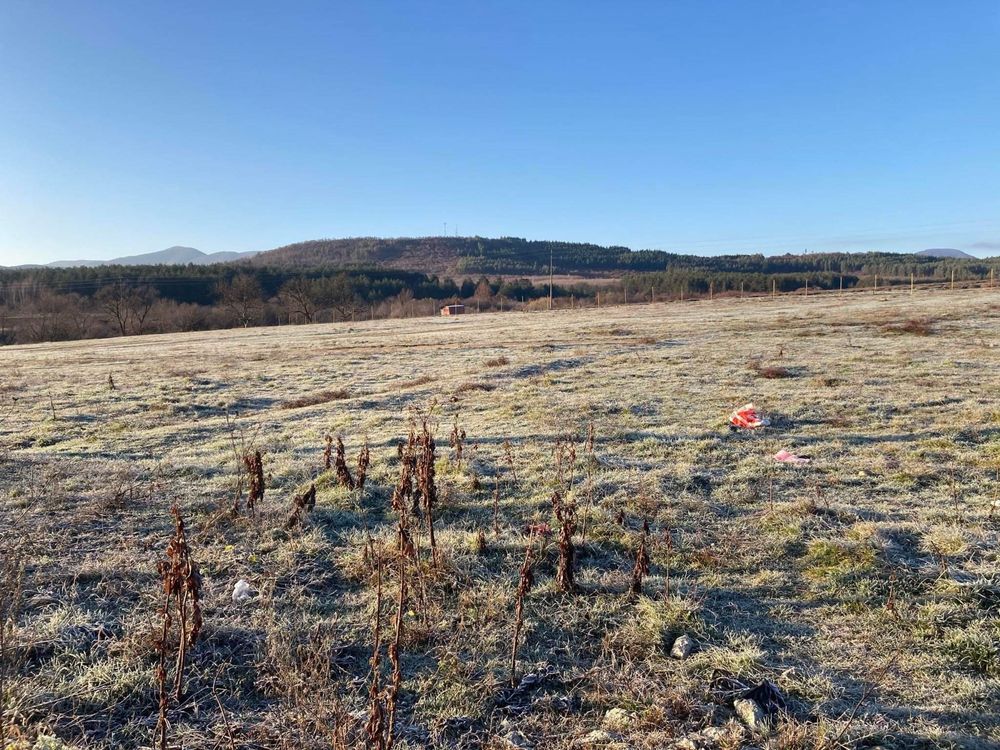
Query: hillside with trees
1 237 996 344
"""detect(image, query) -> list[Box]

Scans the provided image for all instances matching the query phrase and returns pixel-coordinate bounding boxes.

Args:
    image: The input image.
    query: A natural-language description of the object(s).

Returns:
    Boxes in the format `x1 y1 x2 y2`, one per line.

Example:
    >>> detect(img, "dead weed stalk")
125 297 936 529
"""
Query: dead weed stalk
155 506 203 750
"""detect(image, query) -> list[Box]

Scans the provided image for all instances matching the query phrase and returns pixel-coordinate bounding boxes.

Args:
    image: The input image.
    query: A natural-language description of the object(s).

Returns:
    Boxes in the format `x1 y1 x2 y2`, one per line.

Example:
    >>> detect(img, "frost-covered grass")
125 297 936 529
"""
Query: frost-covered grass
0 288 998 748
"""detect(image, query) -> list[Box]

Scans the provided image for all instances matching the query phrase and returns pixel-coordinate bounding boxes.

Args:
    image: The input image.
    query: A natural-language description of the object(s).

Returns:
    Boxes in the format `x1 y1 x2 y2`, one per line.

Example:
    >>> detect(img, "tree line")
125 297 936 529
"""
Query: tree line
1 249 996 344
0 266 563 344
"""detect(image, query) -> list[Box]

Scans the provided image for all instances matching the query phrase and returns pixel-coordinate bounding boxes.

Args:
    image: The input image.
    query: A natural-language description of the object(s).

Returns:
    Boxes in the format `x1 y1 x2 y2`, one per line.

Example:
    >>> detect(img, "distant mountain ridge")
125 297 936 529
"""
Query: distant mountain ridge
6 239 990 273
30 246 258 268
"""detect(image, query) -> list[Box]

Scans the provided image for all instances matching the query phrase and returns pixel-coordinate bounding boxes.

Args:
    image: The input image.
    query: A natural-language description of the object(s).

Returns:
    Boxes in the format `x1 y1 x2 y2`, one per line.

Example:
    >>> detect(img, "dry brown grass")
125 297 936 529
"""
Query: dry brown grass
454 380 495 394
280 388 350 409
882 317 936 335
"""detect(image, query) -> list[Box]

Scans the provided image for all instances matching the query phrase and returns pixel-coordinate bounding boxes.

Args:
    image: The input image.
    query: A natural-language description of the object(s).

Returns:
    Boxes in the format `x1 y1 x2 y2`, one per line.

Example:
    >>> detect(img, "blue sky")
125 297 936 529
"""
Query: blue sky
1 1 998 265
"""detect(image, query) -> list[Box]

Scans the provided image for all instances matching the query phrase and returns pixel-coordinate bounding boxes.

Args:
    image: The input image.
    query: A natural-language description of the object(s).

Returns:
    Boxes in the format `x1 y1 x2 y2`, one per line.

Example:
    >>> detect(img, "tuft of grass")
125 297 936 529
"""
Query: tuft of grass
281 389 350 408
454 381 495 394
749 360 795 379
942 624 1000 676
882 318 935 336
803 539 876 583
483 355 510 367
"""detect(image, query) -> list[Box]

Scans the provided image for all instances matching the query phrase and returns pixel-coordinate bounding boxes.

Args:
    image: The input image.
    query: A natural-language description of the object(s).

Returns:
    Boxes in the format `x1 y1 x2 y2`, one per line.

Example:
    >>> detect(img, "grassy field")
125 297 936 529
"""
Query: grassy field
0 289 998 750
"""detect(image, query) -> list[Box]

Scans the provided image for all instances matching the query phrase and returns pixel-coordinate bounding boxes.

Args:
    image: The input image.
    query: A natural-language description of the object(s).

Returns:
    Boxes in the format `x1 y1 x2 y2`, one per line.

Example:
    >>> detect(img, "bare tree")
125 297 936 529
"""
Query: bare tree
23 289 91 342
278 277 318 324
95 282 158 336
216 274 264 327
319 273 360 321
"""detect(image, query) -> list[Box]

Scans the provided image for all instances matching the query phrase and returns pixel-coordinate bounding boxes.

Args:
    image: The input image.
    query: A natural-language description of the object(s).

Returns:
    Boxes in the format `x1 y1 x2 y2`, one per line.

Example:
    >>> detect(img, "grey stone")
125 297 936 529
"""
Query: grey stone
670 634 696 659
503 730 533 749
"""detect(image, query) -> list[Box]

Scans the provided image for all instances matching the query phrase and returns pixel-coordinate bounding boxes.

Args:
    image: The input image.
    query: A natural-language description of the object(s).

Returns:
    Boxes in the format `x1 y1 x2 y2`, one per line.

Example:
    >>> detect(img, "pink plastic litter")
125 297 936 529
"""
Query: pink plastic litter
773 449 810 464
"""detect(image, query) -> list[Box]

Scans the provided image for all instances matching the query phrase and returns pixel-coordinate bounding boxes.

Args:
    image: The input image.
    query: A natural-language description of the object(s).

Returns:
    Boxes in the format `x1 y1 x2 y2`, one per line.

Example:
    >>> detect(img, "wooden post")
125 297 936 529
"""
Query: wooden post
709 281 714 301
500 295 504 312
597 292 600 308
740 281 744 299
951 268 955 290
910 272 914 295
805 278 808 296
624 282 628 304
991 267 995 288
839 274 843 294
874 273 878 293
771 279 776 299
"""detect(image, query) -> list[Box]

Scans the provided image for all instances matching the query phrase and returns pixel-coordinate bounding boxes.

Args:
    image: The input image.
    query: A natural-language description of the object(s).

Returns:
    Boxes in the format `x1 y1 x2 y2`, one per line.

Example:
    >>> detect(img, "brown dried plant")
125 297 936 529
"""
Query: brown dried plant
449 415 466 467
581 421 596 543
510 541 536 686
552 491 577 593
335 437 355 490
417 422 438 565
155 506 204 750
364 558 386 749
285 483 317 529
323 434 333 471
356 438 371 492
243 450 265 517
385 485 409 749
629 519 651 596
503 438 517 483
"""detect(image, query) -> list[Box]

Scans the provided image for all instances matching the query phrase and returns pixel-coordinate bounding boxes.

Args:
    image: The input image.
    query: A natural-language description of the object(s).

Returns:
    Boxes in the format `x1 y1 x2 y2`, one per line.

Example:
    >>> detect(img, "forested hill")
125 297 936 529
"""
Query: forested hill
250 236 996 278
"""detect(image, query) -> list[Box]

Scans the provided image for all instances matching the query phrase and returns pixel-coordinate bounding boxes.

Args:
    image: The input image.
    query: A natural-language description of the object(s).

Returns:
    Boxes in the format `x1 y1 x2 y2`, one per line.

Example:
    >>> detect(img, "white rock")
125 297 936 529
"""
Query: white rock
670 634 695 659
232 579 255 603
733 698 767 732
602 707 635 731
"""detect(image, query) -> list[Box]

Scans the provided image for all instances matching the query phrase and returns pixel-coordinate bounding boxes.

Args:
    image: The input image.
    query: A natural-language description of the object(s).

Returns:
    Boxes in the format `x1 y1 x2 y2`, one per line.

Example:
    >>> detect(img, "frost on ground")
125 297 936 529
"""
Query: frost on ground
0 289 997 749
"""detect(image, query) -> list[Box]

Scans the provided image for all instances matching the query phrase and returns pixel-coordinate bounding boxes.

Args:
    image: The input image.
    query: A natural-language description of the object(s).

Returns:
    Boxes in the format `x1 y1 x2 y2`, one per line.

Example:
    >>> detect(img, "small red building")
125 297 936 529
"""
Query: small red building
440 304 466 316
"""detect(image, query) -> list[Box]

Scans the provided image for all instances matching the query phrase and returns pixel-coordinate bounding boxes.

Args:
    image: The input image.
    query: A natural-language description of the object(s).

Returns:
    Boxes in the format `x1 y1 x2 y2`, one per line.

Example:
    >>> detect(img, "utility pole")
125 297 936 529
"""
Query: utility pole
548 247 553 311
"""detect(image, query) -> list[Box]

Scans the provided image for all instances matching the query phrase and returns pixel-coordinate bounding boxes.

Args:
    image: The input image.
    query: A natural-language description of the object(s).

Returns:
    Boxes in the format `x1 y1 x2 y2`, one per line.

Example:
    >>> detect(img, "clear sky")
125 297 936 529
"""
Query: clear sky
1 1 998 265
